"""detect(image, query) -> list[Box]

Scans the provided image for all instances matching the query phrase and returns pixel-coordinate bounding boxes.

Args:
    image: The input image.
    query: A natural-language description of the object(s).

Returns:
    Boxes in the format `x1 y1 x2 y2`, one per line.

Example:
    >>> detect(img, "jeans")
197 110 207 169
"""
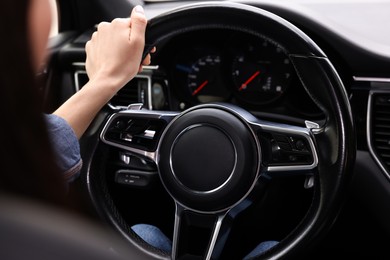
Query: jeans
132 224 173 253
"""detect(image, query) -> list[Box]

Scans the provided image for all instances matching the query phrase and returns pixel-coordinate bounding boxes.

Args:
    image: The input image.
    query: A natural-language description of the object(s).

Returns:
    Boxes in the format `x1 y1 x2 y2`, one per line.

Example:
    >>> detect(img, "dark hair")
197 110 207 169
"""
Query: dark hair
0 0 67 205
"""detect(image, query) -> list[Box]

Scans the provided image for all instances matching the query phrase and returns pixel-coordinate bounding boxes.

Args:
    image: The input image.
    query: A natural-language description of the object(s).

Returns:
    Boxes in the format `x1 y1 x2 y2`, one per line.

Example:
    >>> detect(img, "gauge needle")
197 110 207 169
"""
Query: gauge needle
192 80 209 96
239 70 260 91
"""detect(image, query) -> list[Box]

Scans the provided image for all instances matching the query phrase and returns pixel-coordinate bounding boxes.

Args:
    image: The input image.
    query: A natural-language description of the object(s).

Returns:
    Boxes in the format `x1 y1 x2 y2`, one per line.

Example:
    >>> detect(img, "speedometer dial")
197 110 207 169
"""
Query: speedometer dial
231 38 292 105
186 55 230 103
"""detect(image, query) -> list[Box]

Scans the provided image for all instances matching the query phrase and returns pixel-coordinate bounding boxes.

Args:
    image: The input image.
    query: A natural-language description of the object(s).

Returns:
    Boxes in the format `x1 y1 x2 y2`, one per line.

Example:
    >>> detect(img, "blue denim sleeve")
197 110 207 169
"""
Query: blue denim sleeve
44 114 82 183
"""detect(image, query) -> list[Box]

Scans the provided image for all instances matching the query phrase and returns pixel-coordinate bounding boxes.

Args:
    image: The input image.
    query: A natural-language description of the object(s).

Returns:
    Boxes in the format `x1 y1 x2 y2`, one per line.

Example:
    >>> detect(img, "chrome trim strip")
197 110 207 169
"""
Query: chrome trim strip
366 90 390 180
142 65 159 70
74 70 86 92
205 214 225 260
105 142 156 162
171 204 181 260
72 62 86 67
353 76 390 83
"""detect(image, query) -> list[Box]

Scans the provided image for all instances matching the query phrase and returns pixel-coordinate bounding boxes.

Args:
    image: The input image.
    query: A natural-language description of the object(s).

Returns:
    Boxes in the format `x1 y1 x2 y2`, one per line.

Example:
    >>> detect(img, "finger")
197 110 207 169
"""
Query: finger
96 21 110 32
129 5 147 46
142 54 151 66
85 40 91 52
111 18 131 27
87 32 97 48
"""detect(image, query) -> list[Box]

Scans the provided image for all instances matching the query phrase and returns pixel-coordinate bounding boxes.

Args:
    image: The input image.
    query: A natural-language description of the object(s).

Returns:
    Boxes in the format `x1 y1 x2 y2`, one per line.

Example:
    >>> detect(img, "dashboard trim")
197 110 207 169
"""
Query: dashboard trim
366 87 390 182
354 76 390 83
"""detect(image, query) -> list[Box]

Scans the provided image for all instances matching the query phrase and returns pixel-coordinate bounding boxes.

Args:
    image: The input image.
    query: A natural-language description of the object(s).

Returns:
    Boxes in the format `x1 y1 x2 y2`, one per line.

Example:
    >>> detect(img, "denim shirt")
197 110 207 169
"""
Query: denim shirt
45 114 82 182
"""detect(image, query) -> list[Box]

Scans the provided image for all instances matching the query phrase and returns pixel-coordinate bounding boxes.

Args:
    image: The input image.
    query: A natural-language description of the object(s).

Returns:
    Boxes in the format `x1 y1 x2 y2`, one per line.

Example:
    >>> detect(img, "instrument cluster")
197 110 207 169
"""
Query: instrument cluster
153 29 323 119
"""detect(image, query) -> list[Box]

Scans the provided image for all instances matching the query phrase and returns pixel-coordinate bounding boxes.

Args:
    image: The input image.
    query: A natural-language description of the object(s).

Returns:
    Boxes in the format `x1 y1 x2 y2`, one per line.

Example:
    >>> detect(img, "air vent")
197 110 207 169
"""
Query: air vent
74 71 151 109
110 79 141 107
369 92 390 175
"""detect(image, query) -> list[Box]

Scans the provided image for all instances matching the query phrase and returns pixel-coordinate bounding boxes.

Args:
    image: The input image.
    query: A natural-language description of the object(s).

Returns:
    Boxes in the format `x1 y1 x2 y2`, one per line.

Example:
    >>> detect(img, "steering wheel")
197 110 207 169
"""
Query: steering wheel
85 2 355 259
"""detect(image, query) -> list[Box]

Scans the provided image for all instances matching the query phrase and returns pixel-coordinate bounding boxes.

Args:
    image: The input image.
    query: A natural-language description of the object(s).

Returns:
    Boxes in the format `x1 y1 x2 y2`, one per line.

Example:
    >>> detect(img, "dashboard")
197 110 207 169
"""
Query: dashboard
147 29 324 123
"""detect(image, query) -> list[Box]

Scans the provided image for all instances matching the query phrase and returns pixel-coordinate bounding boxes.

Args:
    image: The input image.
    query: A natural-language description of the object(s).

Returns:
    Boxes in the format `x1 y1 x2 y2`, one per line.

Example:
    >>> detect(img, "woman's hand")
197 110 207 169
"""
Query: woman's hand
54 5 154 139
85 5 148 93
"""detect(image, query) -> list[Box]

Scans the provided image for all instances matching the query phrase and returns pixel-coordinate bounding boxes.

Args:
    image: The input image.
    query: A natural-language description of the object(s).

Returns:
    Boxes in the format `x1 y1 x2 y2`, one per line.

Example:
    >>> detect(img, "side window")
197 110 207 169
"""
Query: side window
49 0 58 37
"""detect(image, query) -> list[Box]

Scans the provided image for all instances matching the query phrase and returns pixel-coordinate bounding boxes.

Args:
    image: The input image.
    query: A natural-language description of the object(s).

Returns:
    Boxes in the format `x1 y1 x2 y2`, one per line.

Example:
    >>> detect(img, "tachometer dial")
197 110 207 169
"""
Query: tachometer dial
232 39 292 105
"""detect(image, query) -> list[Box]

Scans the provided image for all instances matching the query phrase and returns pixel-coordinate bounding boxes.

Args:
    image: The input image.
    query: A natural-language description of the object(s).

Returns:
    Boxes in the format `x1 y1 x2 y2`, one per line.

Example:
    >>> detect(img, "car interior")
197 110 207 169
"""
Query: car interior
4 0 390 259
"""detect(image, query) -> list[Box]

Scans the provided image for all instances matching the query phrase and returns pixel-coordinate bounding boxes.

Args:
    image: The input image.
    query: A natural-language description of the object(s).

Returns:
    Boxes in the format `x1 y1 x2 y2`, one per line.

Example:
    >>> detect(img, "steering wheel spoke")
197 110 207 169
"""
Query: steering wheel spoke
171 204 227 260
100 108 178 162
249 119 319 175
214 103 319 175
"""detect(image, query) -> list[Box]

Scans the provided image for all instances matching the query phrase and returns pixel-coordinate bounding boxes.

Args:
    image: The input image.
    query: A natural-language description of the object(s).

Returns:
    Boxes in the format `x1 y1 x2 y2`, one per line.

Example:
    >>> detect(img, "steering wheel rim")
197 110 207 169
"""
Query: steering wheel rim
86 2 356 259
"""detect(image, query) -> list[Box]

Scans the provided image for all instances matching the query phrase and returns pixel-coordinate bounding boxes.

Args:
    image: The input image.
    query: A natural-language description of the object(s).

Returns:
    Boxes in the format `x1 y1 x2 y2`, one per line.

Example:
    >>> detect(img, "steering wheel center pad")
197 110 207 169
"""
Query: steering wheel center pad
171 125 236 191
158 106 261 213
